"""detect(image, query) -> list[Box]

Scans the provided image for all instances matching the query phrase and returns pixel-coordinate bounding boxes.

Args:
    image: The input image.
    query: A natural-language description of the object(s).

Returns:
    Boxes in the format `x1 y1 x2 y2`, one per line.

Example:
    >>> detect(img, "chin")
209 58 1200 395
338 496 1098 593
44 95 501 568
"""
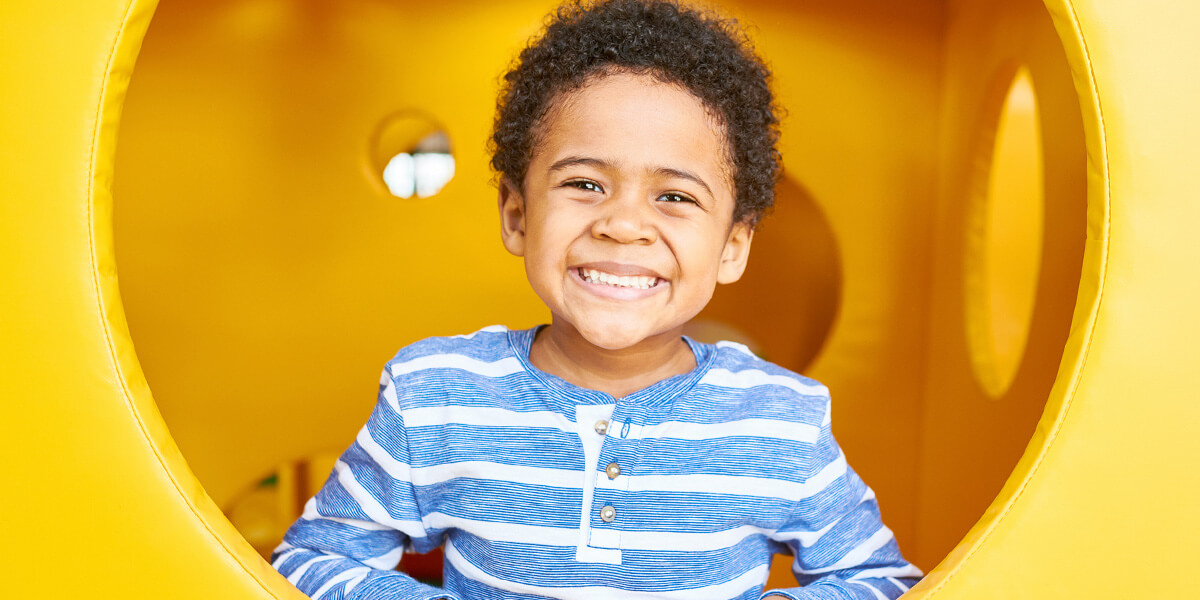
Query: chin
576 323 656 351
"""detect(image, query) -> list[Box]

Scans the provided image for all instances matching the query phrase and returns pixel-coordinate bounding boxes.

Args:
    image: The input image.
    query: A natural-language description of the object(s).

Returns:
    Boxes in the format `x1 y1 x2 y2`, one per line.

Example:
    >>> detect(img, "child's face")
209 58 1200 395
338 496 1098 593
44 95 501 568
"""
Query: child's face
499 72 753 351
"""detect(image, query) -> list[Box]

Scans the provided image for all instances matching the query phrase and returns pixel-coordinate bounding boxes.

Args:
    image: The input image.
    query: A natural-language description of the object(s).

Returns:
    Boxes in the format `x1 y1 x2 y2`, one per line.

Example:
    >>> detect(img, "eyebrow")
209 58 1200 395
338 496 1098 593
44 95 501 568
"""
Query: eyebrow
547 156 716 200
654 166 714 200
548 156 612 173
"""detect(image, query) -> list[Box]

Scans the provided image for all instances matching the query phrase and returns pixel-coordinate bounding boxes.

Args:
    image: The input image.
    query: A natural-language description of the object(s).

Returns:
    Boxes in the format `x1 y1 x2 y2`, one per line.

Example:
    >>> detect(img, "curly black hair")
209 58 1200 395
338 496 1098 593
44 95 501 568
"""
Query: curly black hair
490 0 781 226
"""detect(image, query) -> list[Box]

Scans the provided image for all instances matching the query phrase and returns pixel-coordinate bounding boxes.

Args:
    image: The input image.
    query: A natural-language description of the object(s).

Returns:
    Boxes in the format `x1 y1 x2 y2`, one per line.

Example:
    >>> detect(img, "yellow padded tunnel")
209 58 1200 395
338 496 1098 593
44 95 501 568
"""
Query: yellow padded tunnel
1 0 1198 598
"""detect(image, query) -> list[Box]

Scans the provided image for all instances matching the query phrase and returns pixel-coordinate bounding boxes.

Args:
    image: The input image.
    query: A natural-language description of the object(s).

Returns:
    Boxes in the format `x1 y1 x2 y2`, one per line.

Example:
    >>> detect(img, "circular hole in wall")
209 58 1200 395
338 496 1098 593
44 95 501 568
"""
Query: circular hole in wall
964 66 1045 398
370 112 455 198
691 177 841 373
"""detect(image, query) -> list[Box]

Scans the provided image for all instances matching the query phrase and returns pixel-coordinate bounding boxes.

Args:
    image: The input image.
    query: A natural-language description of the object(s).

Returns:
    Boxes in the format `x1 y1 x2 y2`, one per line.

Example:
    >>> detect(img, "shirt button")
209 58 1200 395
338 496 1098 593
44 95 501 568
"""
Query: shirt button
600 505 616 522
594 419 609 435
605 462 621 479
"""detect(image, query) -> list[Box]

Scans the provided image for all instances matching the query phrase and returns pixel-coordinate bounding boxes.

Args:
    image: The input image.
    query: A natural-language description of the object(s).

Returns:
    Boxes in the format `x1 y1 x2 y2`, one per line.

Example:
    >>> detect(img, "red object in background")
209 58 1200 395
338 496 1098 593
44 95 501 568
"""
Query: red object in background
399 548 444 583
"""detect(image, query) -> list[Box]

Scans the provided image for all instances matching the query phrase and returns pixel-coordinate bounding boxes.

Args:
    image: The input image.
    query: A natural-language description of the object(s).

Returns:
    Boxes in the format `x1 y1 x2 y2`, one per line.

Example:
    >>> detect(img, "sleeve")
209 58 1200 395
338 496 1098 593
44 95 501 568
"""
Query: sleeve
759 400 923 600
270 368 459 600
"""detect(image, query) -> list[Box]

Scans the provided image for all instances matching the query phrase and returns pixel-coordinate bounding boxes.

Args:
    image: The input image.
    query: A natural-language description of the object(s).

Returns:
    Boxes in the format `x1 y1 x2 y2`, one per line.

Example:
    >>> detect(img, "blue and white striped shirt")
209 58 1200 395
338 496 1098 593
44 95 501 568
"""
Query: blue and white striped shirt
273 326 920 600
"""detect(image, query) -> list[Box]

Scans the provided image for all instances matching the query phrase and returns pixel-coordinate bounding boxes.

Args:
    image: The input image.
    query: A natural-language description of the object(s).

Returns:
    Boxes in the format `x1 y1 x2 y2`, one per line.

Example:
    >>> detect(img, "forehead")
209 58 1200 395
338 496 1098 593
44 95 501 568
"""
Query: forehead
533 72 735 190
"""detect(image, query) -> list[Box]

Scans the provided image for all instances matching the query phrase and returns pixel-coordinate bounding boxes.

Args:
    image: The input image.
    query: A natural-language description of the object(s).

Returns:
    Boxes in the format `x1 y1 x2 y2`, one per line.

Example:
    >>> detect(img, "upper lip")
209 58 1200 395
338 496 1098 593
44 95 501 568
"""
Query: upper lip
572 261 667 280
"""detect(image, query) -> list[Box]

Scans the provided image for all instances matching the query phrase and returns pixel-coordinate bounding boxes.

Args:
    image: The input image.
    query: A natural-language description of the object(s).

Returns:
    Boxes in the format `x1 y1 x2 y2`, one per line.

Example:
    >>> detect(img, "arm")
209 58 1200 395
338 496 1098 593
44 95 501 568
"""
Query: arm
760 402 922 600
271 369 458 600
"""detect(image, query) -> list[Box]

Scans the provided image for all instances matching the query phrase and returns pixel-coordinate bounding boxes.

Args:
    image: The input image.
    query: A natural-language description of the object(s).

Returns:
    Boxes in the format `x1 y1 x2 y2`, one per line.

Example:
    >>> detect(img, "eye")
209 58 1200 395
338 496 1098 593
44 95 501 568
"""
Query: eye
564 179 604 193
658 192 698 205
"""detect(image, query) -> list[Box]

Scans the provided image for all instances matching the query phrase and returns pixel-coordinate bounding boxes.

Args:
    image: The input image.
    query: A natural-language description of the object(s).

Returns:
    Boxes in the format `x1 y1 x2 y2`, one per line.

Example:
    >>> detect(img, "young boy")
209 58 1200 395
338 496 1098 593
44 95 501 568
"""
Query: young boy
272 1 921 598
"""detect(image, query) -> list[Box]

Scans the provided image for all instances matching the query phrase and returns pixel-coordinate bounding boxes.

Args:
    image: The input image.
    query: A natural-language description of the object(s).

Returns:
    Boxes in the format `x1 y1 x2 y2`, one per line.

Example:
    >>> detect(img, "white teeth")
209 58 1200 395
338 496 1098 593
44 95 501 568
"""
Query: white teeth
580 268 658 289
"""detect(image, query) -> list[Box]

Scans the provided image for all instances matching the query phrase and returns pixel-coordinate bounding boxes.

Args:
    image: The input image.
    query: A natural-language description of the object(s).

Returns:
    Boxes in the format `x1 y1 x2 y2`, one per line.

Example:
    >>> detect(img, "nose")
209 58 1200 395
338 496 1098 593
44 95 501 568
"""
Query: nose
590 189 657 245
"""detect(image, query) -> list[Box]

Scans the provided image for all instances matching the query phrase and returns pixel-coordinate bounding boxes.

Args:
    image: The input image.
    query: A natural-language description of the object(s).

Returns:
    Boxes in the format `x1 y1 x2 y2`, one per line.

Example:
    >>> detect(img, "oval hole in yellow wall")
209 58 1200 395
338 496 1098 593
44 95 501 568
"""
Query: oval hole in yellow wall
965 67 1045 399
693 177 841 374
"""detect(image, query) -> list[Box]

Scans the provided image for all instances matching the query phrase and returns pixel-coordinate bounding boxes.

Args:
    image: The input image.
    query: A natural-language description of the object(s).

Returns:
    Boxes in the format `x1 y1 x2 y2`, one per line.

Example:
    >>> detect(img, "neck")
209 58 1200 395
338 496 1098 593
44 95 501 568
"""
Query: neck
529 321 696 399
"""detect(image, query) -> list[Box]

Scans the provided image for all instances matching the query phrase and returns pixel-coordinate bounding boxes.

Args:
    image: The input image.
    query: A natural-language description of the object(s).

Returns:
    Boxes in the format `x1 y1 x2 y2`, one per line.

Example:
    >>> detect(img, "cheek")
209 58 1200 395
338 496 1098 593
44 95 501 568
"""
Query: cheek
523 231 570 287
533 211 585 257
677 229 727 274
524 245 556 280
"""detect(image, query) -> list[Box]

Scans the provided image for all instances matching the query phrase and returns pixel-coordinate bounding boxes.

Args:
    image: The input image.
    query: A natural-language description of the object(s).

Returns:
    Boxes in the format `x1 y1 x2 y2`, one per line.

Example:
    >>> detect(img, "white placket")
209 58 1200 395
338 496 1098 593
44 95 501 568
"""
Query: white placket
573 403 621 564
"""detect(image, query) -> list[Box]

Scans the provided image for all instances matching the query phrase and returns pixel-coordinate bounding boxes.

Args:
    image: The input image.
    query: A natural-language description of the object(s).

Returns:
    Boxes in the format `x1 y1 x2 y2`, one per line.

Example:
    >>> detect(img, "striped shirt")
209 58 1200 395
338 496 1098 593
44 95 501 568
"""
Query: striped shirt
272 326 921 600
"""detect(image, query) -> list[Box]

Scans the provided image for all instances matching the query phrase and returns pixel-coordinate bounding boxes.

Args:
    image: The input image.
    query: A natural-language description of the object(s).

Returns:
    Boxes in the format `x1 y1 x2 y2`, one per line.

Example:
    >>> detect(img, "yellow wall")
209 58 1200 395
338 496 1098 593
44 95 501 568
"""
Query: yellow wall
114 0 560 512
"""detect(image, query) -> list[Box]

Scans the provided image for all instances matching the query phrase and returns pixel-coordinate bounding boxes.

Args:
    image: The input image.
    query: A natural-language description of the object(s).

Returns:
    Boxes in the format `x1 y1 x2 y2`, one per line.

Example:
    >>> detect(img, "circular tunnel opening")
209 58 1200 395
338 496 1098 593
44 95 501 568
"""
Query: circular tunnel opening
110 0 1088 589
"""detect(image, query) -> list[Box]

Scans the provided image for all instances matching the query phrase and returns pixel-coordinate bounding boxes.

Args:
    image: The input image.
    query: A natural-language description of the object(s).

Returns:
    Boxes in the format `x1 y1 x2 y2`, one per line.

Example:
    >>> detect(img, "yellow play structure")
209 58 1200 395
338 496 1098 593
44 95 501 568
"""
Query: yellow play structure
2 0 1198 597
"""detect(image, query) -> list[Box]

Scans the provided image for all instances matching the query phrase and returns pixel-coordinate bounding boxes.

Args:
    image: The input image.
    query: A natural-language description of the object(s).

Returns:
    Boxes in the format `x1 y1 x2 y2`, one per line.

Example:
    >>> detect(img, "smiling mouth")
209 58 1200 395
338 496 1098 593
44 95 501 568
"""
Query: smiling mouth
577 267 662 290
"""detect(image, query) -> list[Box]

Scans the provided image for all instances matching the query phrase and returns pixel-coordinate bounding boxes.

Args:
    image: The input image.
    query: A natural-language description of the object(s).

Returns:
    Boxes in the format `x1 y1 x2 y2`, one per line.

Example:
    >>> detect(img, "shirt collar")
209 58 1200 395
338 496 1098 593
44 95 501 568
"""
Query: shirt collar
507 325 716 408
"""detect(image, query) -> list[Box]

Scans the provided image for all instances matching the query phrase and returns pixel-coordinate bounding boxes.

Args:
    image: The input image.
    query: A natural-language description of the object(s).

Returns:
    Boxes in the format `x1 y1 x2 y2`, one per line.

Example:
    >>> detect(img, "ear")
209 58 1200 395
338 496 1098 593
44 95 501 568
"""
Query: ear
498 177 527 257
716 220 754 284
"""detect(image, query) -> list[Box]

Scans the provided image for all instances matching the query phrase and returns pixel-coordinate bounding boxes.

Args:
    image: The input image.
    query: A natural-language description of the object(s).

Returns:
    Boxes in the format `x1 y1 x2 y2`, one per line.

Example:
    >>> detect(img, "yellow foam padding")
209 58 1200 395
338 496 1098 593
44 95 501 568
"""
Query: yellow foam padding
2 0 1199 597
0 0 295 597
911 1 1200 596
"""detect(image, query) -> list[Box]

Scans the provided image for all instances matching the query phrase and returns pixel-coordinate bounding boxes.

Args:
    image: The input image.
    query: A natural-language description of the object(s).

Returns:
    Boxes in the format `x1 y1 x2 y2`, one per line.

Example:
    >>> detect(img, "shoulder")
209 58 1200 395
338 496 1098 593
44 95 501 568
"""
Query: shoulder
379 325 527 401
701 340 830 399
388 324 514 361
383 325 519 376
693 340 831 424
